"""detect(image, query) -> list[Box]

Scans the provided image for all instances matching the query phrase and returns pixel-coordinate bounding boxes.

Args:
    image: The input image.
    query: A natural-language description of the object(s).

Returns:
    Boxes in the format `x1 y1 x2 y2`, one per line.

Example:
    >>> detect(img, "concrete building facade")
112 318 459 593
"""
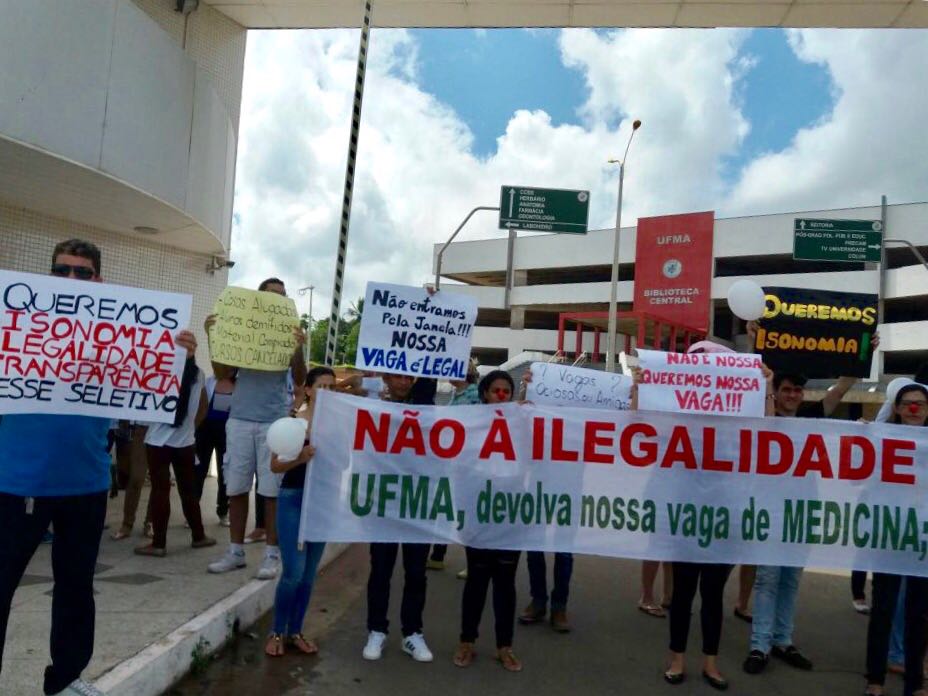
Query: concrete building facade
433 201 928 379
0 0 246 365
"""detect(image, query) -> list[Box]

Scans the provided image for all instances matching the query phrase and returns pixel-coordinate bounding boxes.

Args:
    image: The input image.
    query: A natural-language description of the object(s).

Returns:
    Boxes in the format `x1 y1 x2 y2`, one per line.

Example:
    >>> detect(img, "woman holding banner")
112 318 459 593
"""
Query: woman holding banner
264 367 333 658
633 341 775 690
864 382 928 696
453 370 523 673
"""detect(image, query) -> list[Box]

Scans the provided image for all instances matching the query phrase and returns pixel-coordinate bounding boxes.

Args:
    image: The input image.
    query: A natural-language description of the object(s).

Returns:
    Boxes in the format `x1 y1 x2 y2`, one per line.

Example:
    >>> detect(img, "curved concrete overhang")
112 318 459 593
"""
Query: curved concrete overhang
0 134 226 256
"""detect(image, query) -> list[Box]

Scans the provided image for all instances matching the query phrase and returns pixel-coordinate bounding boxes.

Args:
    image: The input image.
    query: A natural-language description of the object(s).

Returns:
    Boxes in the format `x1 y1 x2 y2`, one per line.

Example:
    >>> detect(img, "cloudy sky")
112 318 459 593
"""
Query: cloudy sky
228 27 928 319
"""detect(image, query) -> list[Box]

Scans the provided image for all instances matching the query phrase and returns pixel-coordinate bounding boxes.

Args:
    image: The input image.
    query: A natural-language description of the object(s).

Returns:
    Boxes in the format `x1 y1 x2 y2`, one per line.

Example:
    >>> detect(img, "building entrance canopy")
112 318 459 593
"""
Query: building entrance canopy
205 0 927 29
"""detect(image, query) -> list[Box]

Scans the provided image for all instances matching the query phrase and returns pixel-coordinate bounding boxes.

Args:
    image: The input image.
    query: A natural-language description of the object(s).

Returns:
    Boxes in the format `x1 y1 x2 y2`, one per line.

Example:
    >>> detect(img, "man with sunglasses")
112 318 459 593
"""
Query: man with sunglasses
743 368 863 677
0 239 198 696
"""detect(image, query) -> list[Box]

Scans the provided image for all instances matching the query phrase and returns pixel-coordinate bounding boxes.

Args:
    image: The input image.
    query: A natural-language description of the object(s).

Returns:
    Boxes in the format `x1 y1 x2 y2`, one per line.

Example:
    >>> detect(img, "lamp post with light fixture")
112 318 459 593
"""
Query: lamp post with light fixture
605 119 641 373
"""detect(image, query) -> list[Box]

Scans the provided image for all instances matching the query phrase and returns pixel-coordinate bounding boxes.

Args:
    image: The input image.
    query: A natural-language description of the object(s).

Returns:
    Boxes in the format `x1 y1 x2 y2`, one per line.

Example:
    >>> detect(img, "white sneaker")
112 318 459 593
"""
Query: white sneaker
852 599 871 614
218 515 230 527
207 548 246 574
255 553 280 580
402 632 433 662
57 679 106 695
362 630 387 660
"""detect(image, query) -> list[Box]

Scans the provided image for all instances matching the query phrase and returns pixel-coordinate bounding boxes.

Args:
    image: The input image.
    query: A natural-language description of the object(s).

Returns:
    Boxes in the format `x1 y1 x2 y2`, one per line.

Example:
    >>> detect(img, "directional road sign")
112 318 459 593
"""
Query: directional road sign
498 186 590 234
793 218 883 263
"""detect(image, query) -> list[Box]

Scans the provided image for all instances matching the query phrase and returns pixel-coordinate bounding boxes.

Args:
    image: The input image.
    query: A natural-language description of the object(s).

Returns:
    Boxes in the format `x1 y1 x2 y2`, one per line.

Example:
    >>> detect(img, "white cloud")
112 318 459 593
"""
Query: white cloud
229 27 927 324
725 29 928 215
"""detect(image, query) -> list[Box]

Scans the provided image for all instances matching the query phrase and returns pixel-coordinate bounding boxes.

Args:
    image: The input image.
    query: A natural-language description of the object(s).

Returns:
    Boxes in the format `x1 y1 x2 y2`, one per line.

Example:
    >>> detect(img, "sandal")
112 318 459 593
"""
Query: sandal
265 634 285 657
453 642 475 668
734 607 753 623
288 634 318 655
637 602 666 618
496 647 522 672
134 544 166 557
110 526 132 541
143 522 154 539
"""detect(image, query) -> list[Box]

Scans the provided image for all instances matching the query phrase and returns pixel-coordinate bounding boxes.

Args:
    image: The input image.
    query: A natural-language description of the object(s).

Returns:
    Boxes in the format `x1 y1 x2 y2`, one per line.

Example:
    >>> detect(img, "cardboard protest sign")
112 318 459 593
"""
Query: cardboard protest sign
0 270 191 422
303 390 928 577
355 282 477 379
755 287 877 378
208 287 300 371
637 348 766 418
527 362 632 411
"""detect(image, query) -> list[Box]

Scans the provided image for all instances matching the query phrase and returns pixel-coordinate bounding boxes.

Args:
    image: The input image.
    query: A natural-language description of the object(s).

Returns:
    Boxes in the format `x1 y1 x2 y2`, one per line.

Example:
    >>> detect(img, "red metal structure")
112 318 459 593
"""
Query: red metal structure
556 310 707 361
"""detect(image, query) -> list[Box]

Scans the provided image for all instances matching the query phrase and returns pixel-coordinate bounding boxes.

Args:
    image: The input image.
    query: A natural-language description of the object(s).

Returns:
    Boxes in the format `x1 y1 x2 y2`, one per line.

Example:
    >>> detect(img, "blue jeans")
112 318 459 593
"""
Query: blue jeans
750 565 802 653
889 578 907 665
527 552 573 610
272 488 326 635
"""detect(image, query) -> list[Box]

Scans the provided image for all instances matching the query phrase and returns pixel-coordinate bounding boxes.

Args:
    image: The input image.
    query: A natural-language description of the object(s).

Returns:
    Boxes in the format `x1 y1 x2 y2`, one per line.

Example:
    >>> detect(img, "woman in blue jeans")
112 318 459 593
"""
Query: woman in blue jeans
265 366 335 657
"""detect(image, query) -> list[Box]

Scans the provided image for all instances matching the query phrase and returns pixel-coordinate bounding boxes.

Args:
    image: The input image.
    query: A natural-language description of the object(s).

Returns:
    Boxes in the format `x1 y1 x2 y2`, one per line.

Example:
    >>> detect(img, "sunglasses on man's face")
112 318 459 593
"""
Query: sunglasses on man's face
51 264 95 280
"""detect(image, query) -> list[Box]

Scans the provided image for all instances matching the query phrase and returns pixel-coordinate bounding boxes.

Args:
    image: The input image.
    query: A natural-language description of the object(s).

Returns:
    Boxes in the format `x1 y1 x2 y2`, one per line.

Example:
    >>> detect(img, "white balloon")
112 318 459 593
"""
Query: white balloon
727 280 767 321
266 417 308 462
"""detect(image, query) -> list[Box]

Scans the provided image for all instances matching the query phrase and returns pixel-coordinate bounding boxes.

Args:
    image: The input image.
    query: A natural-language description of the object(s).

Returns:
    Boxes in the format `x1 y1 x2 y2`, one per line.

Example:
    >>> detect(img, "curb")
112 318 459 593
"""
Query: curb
93 543 350 696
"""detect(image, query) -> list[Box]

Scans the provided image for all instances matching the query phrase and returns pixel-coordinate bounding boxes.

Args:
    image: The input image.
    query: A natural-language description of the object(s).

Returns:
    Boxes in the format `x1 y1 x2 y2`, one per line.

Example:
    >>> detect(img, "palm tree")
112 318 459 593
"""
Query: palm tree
344 297 364 324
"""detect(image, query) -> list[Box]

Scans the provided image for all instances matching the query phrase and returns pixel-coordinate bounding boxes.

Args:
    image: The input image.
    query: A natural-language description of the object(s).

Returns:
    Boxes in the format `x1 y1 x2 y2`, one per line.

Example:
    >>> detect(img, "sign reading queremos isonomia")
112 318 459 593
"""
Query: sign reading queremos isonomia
0 270 191 422
355 282 477 379
756 287 877 378
302 391 928 576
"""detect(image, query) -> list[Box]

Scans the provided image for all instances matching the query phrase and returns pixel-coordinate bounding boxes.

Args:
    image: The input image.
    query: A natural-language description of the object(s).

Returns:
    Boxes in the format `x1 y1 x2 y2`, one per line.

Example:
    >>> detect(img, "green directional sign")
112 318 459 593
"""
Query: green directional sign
793 218 883 263
499 186 590 234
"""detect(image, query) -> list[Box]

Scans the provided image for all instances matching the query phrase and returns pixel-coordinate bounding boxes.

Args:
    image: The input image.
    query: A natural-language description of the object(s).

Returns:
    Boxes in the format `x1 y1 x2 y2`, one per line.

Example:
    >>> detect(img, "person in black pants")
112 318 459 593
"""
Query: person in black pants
865 383 928 696
453 371 523 672
362 374 436 663
664 563 733 690
0 239 198 696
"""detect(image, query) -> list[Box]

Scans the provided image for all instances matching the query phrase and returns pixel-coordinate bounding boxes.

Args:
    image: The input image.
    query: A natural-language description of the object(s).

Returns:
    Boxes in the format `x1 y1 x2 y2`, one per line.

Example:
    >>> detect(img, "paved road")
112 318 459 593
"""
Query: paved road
173 545 884 695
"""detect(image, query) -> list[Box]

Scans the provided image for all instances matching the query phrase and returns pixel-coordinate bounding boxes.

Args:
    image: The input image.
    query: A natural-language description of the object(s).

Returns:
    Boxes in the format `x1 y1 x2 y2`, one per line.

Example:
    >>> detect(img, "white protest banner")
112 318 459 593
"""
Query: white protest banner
527 362 632 411
302 391 928 577
0 270 191 423
355 282 477 379
637 348 765 418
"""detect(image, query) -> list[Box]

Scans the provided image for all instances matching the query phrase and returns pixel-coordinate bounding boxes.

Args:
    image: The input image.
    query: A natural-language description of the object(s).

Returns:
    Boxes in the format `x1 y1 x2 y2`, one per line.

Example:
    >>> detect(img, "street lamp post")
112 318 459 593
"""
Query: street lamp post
605 119 641 372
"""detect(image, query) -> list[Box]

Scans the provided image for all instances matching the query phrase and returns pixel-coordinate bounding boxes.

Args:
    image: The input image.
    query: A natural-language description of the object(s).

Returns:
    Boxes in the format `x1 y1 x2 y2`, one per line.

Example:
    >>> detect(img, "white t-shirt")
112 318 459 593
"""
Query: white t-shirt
145 369 205 449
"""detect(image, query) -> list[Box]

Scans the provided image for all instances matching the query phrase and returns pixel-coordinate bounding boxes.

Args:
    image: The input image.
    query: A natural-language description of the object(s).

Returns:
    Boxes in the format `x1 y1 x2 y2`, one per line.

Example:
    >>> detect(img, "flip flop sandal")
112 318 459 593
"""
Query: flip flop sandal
265 634 285 657
453 642 475 668
110 527 132 541
734 607 753 623
288 634 318 655
638 603 666 618
134 544 166 557
496 647 523 672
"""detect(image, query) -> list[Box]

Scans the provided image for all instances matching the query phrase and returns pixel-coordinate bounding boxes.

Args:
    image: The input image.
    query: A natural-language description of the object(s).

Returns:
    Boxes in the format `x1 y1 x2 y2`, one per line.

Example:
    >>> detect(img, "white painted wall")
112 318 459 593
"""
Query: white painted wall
0 0 238 249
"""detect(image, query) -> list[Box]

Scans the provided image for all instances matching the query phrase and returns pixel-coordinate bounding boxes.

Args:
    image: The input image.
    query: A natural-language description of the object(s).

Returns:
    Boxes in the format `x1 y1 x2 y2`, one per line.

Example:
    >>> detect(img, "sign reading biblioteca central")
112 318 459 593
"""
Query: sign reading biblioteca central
0 270 191 422
633 211 714 332
355 282 477 379
302 391 928 577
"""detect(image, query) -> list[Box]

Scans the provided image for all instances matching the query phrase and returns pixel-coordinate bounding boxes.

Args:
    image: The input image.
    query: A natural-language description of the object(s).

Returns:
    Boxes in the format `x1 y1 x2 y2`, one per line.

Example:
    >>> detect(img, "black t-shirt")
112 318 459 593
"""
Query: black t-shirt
281 439 309 489
777 401 826 419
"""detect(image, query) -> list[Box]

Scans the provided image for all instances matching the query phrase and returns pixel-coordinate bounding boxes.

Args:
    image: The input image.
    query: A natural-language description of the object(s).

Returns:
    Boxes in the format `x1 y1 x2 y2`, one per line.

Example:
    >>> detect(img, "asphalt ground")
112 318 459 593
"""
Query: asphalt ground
172 544 884 696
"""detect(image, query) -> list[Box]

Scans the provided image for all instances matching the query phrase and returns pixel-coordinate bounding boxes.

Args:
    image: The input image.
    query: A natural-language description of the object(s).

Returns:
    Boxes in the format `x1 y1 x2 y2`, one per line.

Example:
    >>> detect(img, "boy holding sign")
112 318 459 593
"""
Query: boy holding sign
0 240 197 696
